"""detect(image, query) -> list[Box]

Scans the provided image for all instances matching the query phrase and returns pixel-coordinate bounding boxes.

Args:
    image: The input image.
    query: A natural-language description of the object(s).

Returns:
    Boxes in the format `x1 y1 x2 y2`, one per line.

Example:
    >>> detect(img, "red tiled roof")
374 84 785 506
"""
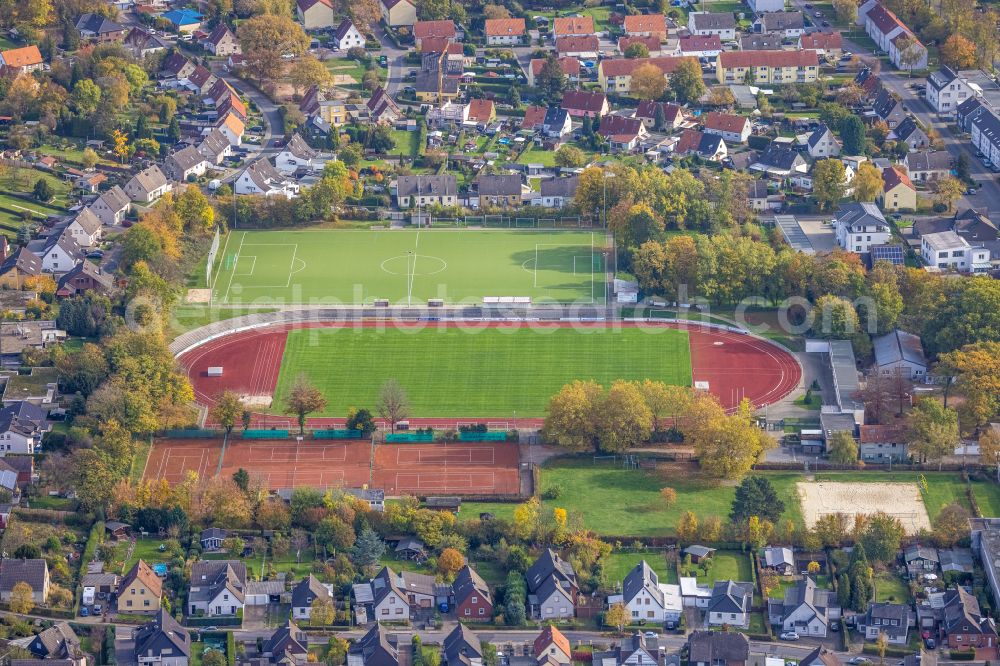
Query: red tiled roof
859 424 907 444
865 2 905 38
883 166 914 191
598 114 644 141
618 35 660 53
676 128 702 154
622 13 666 34
534 626 571 659
530 57 580 77
413 20 456 39
485 18 525 37
719 49 819 68
679 34 721 52
522 105 546 129
561 90 607 113
0 45 43 68
704 111 749 134
467 98 495 122
556 36 599 53
636 100 682 123
553 16 594 36
800 31 842 49
420 37 456 53
600 56 695 77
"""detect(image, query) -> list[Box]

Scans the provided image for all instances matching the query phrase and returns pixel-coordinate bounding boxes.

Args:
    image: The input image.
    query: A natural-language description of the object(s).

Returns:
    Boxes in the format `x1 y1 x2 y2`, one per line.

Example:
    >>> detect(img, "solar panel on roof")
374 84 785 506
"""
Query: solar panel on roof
871 245 904 265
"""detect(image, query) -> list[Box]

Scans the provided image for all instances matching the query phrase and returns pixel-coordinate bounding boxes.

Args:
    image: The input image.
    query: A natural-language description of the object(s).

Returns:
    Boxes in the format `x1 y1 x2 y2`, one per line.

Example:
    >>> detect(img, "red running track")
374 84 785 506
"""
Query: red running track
178 320 801 428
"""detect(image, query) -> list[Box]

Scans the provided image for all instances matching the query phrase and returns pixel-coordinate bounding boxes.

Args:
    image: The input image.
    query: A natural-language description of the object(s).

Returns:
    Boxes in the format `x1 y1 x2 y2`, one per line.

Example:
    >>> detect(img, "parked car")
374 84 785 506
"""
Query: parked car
780 632 799 641
80 607 89 617
848 658 870 664
924 639 936 649
831 620 841 632
86 250 104 259
644 632 657 638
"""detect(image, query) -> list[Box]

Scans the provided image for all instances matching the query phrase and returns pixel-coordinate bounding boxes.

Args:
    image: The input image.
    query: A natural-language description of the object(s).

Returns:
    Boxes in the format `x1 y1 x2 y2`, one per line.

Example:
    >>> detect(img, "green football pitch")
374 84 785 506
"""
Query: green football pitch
210 229 607 305
272 325 693 417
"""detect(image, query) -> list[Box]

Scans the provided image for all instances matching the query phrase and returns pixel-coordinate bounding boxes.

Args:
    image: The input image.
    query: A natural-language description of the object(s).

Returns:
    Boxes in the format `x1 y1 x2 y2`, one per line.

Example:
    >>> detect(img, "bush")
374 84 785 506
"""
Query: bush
949 650 975 661
541 485 563 500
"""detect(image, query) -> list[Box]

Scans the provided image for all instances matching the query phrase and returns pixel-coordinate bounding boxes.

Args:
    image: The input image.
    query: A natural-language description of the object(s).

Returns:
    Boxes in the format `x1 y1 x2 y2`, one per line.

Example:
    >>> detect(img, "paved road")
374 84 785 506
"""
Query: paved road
377 28 408 97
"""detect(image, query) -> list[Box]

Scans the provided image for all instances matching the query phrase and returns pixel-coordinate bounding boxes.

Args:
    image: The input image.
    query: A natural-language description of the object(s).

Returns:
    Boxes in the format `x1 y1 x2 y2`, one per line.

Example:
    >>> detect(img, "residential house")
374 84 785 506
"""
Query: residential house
679 35 722 59
807 123 841 158
561 91 609 118
755 11 805 38
920 230 991 273
688 12 736 40
188 560 246 618
680 577 712 608
118 560 162 614
216 110 246 146
88 185 130 226
541 107 572 138
35 233 82 274
800 648 842 666
0 559 48 604
770 578 841 637
0 46 44 75
533 626 570 665
291 575 334 621
234 159 299 198
379 0 416 27
259 621 308 665
716 50 819 84
485 18 525 45
527 57 580 87
124 165 172 203
299 86 350 129
64 208 102 248
611 560 682 624
835 201 891 253
592 634 662 666
164 146 210 183
763 547 795 575
872 87 907 128
56 261 115 298
203 24 240 56
707 580 754 628
413 51 460 102
475 174 522 207
636 100 684 131
395 175 458 208
526 549 579 620
0 401 48 455
536 176 578 208
180 65 216 94
751 143 808 178
599 56 693 95
552 16 594 39
927 68 1000 116
413 20 456 49
467 98 495 125
160 53 195 80
0 249 42 290
275 134 321 174
687 631 749 666
748 179 783 212
676 129 726 160
332 19 365 50
879 166 917 211
904 151 951 181
740 33 783 50
859 603 913 645
442 624 481 666
162 8 203 32
799 31 843 57
890 116 929 150
942 587 998 650
200 528 227 551
623 14 667 39
873 329 927 379
704 111 751 143
133 610 190 666
75 14 127 42
598 115 648 152
864 2 927 71
859 424 908 462
347 624 398 666
296 0 335 28
555 36 598 59
27 622 83 666
619 35 663 56
367 87 402 124
453 565 492 621
904 545 940 577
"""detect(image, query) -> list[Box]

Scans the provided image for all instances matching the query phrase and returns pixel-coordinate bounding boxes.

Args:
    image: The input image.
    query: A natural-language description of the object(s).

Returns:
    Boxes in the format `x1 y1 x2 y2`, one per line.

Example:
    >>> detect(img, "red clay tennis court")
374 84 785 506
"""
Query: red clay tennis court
144 438 521 495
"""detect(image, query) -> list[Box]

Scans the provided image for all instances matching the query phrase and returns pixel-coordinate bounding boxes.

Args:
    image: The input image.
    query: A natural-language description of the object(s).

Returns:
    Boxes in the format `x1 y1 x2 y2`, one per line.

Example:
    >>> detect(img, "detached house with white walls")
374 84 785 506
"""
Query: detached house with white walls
188 561 246 619
234 159 300 198
807 124 841 158
275 134 323 174
835 202 891 253
608 560 682 624
88 185 130 226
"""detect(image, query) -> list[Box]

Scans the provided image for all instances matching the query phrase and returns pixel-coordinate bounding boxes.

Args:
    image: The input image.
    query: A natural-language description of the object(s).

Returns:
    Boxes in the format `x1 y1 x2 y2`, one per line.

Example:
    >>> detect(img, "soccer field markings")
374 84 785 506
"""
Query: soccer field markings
230 242 303 289
235 255 257 277
379 255 448 276
221 232 246 304
208 230 232 299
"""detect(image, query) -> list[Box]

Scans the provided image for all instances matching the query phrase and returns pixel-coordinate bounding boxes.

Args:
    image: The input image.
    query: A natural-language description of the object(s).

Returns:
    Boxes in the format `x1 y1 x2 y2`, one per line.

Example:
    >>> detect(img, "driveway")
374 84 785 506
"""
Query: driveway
377 28 408 97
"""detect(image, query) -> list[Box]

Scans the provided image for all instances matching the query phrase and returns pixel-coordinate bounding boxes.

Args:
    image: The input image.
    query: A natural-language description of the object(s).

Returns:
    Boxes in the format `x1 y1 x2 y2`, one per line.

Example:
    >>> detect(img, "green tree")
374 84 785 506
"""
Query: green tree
812 158 847 210
284 374 327 435
730 476 786 524
81 147 99 169
554 145 587 168
839 115 867 155
222 536 246 558
593 380 654 453
908 398 959 466
9 581 34 614
933 501 971 547
351 526 386 571
376 379 409 432
669 57 706 104
210 390 244 436
346 407 376 436
32 178 53 202
536 54 567 98
827 431 859 464
541 380 602 451
859 512 905 564
233 468 250 492
624 43 648 58
237 14 310 84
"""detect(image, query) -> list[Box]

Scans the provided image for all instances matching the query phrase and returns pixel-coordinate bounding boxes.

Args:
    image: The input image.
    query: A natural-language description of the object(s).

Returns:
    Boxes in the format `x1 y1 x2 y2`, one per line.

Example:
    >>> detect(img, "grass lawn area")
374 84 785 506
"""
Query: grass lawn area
123 537 175 572
324 57 367 84
702 0 744 12
517 146 558 167
700 551 752 585
275 324 691 417
213 229 606 306
245 550 316 579
5 368 58 402
390 129 419 158
874 570 910 603
170 305 278 335
531 462 803 537
469 559 506 586
379 552 434 575
130 436 153 484
794 393 822 410
460 502 518 522
971 480 1000 517
748 612 767 633
603 551 677 584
